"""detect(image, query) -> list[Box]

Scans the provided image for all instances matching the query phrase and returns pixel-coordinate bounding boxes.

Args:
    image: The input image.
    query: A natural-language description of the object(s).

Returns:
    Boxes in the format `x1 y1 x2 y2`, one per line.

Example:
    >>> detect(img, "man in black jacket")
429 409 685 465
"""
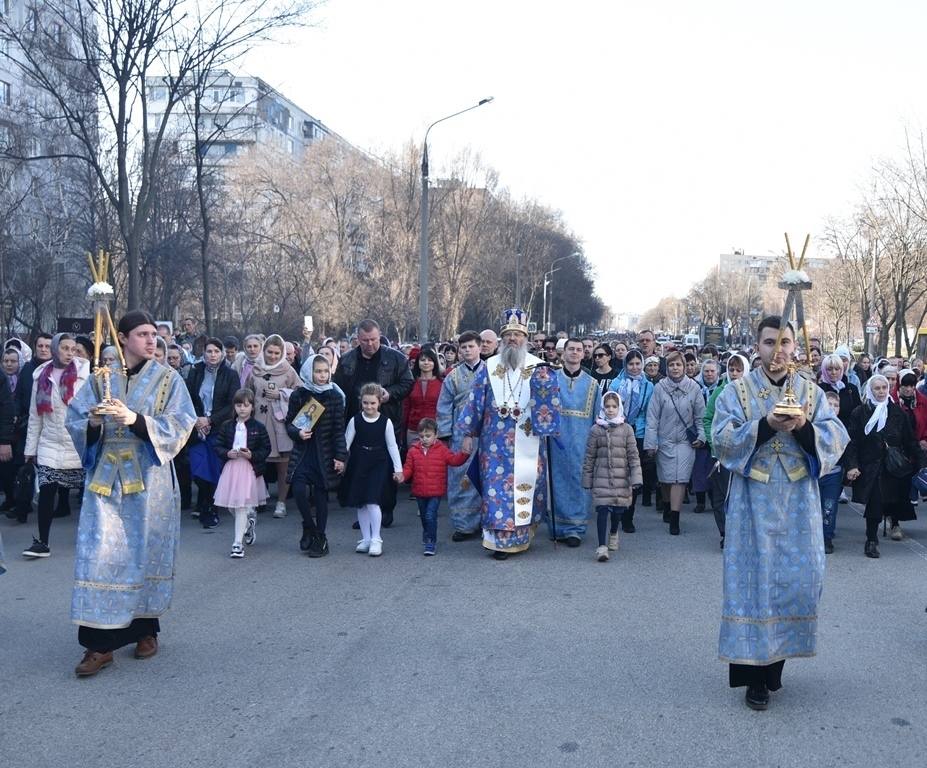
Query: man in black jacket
333 319 413 526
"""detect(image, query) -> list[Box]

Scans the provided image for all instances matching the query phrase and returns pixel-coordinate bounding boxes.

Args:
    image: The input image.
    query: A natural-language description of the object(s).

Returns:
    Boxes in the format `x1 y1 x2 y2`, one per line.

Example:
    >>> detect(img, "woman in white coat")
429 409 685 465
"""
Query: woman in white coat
22 333 89 557
644 350 706 535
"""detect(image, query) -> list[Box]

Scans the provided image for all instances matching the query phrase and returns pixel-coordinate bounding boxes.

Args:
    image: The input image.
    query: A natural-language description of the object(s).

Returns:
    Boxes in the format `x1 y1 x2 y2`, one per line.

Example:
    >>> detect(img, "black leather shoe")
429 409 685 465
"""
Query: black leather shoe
824 539 834 554
693 504 705 514
745 685 769 710
352 520 360 529
622 521 636 533
381 512 393 528
864 540 879 558
669 511 680 536
299 529 314 552
564 536 582 548
492 550 508 560
451 530 475 542
641 497 652 507
662 510 670 523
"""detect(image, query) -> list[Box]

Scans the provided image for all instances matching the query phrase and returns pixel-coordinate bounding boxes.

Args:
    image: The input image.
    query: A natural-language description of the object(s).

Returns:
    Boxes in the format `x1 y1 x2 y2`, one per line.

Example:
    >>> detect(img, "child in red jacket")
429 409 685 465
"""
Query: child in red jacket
402 418 471 555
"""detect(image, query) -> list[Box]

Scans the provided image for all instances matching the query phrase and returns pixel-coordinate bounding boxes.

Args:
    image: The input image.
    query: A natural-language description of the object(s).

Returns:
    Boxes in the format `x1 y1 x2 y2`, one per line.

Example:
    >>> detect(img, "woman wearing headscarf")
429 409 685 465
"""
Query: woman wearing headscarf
233 334 263 387
644 350 705 535
817 353 861 432
153 336 168 365
845 374 924 556
21 333 90 557
834 345 861 389
609 349 654 528
690 359 721 514
247 334 301 518
285 354 348 556
185 337 239 528
703 353 749 548
643 355 662 385
0 346 25 516
318 343 339 375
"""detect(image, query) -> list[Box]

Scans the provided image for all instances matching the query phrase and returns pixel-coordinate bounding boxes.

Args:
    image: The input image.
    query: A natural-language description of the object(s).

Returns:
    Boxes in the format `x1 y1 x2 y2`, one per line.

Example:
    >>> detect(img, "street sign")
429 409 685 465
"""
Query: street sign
865 324 879 334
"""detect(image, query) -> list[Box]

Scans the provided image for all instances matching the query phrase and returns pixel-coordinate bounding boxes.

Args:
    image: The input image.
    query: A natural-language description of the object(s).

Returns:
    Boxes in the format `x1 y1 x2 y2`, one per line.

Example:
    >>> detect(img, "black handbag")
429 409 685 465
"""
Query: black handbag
669 390 699 443
883 443 913 479
13 462 35 506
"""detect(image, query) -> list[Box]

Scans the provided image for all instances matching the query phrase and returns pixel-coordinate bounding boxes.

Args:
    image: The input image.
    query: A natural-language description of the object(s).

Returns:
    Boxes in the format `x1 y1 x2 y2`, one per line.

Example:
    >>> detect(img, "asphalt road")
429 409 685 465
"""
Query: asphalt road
1 494 925 768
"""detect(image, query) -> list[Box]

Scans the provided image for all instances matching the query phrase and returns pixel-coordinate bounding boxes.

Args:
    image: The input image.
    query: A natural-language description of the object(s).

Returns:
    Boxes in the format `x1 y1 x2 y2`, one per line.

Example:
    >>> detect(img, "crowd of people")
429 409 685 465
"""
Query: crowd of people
0 308 923 708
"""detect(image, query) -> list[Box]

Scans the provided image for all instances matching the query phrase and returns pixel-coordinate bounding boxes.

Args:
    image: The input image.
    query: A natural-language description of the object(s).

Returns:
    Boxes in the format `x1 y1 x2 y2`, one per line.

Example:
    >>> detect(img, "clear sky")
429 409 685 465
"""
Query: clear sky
243 0 927 314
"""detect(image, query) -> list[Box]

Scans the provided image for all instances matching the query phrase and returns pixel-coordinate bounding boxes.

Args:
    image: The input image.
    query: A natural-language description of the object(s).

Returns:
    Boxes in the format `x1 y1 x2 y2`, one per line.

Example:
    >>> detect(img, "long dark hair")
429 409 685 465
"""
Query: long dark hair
413 346 443 379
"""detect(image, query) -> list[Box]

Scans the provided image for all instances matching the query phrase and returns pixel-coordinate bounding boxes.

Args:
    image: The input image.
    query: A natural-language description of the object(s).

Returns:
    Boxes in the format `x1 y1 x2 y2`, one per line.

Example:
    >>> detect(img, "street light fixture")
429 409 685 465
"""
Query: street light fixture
544 251 582 333
418 97 494 341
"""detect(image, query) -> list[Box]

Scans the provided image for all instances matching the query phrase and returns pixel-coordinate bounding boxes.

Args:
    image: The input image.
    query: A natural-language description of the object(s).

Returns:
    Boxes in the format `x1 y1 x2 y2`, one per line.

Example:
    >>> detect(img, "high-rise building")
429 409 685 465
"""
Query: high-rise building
145 73 349 162
719 250 830 287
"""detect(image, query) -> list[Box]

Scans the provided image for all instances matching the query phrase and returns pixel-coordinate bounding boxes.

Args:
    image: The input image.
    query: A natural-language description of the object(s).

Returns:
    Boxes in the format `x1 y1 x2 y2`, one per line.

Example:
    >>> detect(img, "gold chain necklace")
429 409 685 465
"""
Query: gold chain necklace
497 367 526 418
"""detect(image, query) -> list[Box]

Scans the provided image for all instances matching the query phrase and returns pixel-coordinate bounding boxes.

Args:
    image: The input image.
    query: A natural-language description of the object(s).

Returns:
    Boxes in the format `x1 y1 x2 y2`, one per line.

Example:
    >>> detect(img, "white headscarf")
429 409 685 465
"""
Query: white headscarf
863 373 890 435
597 392 626 426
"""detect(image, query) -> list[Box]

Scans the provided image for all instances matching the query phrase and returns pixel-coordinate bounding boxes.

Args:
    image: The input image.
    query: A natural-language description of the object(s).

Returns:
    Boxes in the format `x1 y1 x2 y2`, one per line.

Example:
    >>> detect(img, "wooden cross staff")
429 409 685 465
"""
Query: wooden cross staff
771 233 814 370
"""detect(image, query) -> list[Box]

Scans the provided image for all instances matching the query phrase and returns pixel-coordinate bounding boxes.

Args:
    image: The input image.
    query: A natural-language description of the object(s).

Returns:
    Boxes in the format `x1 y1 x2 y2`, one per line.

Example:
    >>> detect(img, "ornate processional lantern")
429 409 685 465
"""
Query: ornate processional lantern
86 249 127 414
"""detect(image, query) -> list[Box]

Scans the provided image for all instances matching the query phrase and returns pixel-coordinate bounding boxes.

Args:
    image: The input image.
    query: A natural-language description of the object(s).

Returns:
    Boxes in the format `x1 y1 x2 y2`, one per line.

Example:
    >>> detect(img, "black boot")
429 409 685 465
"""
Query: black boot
745 684 769 710
662 509 670 524
299 528 314 552
669 510 680 535
622 509 635 533
307 533 328 558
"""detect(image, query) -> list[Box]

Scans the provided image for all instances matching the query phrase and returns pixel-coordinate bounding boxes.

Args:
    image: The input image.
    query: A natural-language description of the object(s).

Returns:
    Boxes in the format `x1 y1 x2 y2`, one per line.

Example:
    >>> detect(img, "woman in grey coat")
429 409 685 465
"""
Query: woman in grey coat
644 350 706 535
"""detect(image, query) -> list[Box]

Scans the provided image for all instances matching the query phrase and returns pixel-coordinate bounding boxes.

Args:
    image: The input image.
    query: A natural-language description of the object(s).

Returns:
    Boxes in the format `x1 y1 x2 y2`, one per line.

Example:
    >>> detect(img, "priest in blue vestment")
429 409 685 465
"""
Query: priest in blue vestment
458 308 561 560
549 338 600 545
436 331 485 540
66 310 196 677
712 316 848 710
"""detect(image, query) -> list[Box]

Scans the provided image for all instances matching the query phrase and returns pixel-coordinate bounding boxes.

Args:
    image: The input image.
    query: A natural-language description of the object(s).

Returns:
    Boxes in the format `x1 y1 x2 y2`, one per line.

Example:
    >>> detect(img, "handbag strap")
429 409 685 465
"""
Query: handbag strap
668 385 693 431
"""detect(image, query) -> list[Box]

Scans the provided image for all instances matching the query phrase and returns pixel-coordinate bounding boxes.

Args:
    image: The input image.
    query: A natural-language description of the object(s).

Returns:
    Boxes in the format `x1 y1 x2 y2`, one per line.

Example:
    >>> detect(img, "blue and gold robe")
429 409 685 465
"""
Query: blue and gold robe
66 361 196 630
712 367 848 665
436 361 484 534
549 368 600 539
457 353 560 553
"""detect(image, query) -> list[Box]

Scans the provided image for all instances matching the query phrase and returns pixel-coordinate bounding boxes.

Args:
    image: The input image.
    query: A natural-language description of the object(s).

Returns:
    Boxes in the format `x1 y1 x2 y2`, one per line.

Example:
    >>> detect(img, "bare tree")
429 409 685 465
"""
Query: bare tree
0 0 313 310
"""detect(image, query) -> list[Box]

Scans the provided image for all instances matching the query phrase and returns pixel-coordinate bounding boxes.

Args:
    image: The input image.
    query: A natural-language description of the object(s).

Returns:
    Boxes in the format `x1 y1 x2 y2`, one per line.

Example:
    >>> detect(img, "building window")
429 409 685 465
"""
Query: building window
150 87 165 101
0 0 9 17
0 80 10 106
229 82 242 102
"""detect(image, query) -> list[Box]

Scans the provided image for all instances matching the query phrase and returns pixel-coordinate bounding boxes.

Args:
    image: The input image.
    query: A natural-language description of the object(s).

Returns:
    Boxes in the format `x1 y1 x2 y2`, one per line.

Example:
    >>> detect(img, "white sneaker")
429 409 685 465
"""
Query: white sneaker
273 502 287 519
607 532 620 551
891 523 903 541
244 516 256 546
355 539 370 553
368 538 383 557
595 545 609 562
230 544 244 558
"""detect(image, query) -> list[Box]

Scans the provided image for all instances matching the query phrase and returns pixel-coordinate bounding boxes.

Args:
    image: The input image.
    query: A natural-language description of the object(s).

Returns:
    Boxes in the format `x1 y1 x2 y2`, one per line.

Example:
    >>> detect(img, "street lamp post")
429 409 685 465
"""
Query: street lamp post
544 251 582 333
418 97 494 342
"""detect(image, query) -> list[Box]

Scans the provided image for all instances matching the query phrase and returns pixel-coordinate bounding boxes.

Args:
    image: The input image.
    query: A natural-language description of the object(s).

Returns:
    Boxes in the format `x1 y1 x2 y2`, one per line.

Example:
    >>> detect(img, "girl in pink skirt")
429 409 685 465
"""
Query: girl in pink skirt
213 389 272 558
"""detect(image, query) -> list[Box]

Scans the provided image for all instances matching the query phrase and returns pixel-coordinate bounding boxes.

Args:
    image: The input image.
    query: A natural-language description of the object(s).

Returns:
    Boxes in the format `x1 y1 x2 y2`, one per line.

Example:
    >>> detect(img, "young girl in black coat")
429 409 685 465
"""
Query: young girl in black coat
213 389 271 558
285 355 348 558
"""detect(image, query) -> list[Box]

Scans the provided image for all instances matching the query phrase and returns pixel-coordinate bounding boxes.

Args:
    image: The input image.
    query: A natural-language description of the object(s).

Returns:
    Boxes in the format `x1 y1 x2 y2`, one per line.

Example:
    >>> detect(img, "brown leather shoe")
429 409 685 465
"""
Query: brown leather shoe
75 650 113 677
134 635 158 659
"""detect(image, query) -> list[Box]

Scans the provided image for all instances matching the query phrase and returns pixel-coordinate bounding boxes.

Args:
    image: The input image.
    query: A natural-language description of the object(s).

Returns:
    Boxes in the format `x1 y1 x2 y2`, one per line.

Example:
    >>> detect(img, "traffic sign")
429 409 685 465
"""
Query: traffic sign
865 324 879 334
